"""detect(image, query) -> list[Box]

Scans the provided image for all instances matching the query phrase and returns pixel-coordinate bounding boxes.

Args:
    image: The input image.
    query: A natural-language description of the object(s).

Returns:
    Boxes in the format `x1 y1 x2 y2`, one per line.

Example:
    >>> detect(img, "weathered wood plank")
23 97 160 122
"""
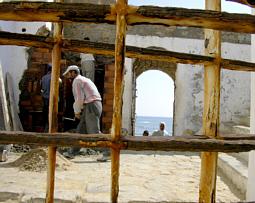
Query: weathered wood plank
0 31 54 48
0 2 255 33
111 1 127 142
0 131 113 146
226 0 254 8
129 5 255 33
111 1 127 202
221 134 255 140
46 11 63 203
111 147 120 202
5 73 23 131
0 66 11 131
0 132 255 152
199 1 221 202
0 31 255 72
46 147 56 203
0 2 113 23
122 136 255 152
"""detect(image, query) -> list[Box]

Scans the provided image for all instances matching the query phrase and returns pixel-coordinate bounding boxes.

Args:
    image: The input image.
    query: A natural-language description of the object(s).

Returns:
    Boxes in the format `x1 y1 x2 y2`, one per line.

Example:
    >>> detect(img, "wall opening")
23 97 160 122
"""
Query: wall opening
134 70 175 136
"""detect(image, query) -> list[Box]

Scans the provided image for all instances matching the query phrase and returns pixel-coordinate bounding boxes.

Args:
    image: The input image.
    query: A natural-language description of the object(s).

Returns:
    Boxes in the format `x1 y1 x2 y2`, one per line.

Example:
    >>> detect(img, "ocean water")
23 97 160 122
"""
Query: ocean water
135 116 173 136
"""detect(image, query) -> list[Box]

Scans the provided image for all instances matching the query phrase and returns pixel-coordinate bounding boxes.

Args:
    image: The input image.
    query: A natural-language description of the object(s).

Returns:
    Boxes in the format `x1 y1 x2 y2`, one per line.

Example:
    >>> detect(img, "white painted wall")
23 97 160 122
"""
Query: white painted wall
221 43 251 131
247 9 255 199
124 35 251 135
174 64 204 135
122 58 133 134
0 21 45 111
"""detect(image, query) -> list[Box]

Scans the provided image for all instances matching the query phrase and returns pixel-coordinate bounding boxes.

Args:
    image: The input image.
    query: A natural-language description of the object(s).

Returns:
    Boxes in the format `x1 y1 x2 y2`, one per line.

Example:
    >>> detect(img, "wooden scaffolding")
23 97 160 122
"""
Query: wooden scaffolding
0 0 255 202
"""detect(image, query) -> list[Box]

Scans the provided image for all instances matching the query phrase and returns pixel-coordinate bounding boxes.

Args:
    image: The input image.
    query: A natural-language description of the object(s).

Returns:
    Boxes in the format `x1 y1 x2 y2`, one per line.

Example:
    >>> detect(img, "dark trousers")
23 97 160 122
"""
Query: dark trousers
43 98 49 132
69 101 110 156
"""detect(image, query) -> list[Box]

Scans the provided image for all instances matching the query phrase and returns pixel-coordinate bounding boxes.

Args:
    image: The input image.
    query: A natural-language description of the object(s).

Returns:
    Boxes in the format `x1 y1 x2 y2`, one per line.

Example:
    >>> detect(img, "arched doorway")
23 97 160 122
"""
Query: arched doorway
135 70 174 136
132 51 177 136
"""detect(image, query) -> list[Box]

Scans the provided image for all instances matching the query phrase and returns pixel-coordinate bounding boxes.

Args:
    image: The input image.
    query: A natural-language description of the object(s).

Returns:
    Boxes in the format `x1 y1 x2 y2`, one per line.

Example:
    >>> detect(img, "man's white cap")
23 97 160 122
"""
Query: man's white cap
63 65 80 76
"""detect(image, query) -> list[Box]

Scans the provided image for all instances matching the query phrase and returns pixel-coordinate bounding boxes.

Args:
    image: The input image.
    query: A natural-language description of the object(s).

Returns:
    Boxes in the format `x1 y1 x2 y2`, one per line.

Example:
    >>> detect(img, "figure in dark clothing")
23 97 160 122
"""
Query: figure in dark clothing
41 64 52 131
143 130 149 136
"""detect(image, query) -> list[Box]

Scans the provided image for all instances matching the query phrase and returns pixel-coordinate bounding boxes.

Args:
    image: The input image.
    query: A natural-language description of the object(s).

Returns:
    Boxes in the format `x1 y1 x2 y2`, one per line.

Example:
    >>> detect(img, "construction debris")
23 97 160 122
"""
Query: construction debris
3 148 72 172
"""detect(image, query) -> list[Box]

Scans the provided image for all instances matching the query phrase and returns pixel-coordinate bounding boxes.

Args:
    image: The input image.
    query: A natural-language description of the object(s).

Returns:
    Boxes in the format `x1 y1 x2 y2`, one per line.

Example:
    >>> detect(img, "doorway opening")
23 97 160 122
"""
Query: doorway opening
134 70 175 136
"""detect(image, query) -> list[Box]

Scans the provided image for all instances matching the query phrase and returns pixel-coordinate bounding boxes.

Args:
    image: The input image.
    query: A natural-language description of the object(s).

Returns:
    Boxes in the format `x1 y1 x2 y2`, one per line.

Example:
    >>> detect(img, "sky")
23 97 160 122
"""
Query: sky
131 0 251 118
136 70 174 117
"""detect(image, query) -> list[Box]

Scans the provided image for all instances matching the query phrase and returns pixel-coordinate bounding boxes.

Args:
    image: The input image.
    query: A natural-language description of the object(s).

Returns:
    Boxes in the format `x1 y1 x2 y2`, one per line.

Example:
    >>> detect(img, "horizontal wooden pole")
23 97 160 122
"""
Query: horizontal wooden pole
0 2 114 23
0 131 255 152
0 31 255 72
226 0 254 8
0 31 54 49
0 2 255 33
0 131 122 148
122 136 255 152
220 133 255 140
130 4 255 33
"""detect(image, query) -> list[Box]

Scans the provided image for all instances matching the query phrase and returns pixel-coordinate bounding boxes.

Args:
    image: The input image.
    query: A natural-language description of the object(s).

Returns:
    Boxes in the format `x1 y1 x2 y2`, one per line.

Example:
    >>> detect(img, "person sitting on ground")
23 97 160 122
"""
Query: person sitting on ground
143 130 149 136
152 122 169 136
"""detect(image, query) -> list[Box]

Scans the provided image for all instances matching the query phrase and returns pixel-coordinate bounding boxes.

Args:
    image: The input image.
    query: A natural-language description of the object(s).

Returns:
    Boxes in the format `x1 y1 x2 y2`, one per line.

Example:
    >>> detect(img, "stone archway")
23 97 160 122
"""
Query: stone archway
134 59 176 80
131 47 177 135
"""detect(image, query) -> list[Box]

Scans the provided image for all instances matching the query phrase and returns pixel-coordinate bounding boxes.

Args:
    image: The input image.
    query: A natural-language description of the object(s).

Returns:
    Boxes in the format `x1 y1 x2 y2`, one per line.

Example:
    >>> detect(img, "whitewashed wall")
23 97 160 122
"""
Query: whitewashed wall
124 35 250 135
0 21 45 111
247 9 255 200
122 58 133 133
221 43 251 130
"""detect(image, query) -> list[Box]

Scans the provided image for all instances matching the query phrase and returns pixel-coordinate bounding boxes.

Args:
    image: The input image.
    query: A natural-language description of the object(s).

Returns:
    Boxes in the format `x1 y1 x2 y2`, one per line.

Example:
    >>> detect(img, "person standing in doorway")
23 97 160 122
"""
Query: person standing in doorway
41 64 52 132
152 122 169 136
143 130 149 136
62 65 109 161
41 64 62 132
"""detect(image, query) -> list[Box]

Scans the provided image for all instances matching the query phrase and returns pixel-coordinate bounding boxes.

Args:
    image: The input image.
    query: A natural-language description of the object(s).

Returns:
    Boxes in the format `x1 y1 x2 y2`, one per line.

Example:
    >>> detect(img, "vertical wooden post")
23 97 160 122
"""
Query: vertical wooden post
111 0 127 202
199 0 221 203
45 1 63 202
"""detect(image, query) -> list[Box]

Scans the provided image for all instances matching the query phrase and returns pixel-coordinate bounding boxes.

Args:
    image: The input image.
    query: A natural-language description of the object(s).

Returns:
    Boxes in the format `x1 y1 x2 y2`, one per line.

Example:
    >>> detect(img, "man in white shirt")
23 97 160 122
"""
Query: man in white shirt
62 65 104 159
152 122 169 136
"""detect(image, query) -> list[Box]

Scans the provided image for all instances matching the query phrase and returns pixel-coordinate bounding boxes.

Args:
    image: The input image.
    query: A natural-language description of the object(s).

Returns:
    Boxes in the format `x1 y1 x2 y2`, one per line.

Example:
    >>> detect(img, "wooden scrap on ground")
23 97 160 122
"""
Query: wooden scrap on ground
0 64 10 131
5 72 23 131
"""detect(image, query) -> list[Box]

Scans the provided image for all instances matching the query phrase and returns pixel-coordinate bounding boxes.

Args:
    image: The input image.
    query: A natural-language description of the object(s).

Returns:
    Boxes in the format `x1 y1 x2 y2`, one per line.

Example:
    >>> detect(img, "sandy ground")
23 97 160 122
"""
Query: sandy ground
0 150 240 203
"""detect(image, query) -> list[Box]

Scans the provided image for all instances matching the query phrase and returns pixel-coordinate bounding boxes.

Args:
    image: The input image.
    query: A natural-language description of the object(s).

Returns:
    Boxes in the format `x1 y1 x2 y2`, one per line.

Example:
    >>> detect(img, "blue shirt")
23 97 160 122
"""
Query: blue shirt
41 72 51 99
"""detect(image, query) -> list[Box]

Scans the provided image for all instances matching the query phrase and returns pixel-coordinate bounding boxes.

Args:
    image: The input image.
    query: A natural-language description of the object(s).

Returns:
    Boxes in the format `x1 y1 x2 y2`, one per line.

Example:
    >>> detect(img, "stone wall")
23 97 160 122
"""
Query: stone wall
64 24 250 45
125 35 250 135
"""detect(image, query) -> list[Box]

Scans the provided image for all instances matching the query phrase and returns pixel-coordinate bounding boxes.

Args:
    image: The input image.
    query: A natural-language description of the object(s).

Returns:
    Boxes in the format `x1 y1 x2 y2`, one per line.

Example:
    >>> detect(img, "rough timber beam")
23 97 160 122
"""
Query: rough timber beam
226 0 255 8
0 31 255 72
0 131 255 152
0 2 255 33
111 0 128 201
46 2 63 201
199 0 221 202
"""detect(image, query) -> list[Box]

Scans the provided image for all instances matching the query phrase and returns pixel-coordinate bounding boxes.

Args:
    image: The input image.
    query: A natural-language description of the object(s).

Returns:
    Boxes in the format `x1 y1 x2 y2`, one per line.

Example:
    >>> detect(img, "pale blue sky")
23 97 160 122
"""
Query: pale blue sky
136 71 174 117
132 1 251 117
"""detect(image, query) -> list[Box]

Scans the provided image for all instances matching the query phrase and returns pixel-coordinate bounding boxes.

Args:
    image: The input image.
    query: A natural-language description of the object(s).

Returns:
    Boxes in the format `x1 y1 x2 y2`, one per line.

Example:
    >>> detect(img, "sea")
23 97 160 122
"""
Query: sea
135 116 173 136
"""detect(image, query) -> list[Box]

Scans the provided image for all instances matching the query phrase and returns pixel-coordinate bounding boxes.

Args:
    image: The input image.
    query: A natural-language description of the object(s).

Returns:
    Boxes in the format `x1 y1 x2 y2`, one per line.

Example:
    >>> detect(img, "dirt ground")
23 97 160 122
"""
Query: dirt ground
0 150 240 203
